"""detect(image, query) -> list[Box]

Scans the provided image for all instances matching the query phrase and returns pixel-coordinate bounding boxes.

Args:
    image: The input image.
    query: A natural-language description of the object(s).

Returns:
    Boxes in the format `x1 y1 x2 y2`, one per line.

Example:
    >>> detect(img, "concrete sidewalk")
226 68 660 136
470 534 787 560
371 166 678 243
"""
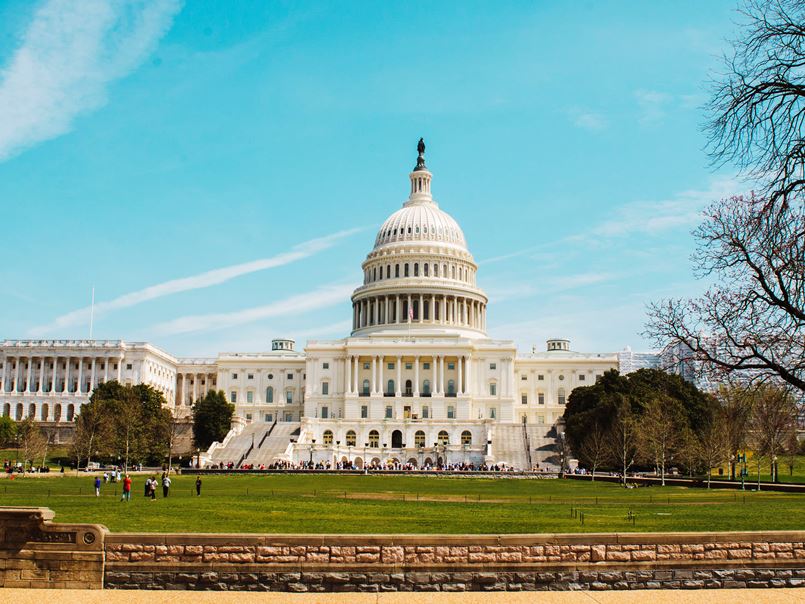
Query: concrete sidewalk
2 589 804 603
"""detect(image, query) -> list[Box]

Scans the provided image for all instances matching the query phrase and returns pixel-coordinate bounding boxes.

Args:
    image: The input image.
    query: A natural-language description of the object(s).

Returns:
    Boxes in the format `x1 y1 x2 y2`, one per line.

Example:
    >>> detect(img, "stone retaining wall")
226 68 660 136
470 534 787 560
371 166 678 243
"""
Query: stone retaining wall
2 507 804 591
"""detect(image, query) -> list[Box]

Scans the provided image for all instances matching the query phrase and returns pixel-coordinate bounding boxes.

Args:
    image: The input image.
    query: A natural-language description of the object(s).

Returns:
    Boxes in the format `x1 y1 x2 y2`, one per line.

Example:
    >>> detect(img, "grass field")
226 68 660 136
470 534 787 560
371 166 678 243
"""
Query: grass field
1 473 803 534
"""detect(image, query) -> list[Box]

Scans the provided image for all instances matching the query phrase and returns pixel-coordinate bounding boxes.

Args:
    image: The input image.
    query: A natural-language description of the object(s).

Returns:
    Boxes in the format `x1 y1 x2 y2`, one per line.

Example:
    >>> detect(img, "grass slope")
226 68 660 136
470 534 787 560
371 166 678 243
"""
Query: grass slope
1 473 803 534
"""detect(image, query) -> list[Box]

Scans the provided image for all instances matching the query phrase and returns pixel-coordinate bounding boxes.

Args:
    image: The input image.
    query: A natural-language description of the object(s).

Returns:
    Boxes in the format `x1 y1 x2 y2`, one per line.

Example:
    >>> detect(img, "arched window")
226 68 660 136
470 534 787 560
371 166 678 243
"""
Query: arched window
438 430 449 445
362 379 370 396
323 430 333 445
54 404 61 422
266 386 273 403
66 404 75 422
452 265 456 279
424 263 429 276
434 264 439 277
2 403 9 417
386 265 391 278
415 430 425 447
558 388 566 405
404 264 410 277
369 430 380 447
41 404 49 421
447 379 455 395
405 379 413 396
15 403 23 420
346 430 356 446
414 263 419 276
395 264 400 278
422 379 431 395
28 403 35 418
387 379 395 395
373 267 376 281
461 430 472 445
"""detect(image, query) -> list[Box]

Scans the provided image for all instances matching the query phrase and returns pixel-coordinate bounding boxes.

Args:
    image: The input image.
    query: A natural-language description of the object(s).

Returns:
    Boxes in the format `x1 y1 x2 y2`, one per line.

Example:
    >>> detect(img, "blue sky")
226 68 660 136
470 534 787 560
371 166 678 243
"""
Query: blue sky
0 0 743 357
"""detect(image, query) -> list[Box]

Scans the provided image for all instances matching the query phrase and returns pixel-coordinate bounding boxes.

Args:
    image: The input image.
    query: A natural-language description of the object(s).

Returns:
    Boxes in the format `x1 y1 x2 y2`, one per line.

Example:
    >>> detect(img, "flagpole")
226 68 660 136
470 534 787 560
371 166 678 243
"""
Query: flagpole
89 287 95 339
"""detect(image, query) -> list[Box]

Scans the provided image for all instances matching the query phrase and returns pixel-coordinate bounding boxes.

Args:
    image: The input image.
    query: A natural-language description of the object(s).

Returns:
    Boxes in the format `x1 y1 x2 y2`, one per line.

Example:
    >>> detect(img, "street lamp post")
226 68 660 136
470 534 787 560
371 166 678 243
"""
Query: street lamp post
309 439 316 466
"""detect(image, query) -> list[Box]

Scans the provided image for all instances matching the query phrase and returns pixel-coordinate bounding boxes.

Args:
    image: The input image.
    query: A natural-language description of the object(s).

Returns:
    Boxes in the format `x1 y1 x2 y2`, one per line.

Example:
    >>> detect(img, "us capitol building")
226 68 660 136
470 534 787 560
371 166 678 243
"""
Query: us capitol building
0 142 661 469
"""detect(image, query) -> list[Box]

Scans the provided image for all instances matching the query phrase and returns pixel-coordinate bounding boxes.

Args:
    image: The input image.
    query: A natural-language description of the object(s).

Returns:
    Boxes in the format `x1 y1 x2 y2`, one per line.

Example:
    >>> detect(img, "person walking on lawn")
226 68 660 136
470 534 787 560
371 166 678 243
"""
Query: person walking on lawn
121 475 132 502
162 472 171 498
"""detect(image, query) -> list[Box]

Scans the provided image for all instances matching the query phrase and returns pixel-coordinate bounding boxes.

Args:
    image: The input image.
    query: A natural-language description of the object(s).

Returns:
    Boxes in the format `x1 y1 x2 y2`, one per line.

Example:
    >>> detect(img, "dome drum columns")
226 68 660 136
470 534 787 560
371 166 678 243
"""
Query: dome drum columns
352 292 486 333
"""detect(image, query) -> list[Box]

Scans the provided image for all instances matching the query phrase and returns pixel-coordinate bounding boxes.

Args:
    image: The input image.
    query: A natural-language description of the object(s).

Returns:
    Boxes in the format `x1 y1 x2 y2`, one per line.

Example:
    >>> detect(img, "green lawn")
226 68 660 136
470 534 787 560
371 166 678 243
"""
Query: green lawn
1 473 803 534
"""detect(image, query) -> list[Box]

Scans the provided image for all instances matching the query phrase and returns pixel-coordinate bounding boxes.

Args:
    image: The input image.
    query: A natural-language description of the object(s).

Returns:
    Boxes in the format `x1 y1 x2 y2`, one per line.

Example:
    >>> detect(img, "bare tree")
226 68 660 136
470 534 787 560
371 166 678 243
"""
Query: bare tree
579 426 607 481
606 403 639 487
17 418 47 471
697 421 728 489
646 0 805 396
748 384 799 484
707 0 805 207
638 396 681 486
717 385 755 479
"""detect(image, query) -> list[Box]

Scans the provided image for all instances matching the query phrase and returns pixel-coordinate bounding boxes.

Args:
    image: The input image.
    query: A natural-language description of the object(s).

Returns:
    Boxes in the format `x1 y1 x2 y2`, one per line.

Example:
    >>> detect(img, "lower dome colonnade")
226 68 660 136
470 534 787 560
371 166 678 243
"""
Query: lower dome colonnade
352 293 485 331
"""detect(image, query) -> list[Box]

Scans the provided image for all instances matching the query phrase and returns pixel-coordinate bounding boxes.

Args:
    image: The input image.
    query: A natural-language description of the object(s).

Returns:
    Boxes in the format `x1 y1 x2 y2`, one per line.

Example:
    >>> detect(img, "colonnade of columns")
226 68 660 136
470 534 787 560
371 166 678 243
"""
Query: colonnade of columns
352 293 486 331
343 354 471 397
176 372 217 407
0 354 124 395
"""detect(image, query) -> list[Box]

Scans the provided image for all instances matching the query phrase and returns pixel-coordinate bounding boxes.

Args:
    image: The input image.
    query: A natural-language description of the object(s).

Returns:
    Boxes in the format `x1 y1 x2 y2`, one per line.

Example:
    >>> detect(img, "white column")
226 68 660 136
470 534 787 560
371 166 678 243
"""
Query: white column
193 373 198 402
457 355 463 395
432 355 438 394
11 356 17 392
25 357 32 392
117 356 122 382
104 357 109 383
63 357 69 393
77 358 83 393
395 296 401 323
395 356 401 396
465 355 472 396
430 296 435 323
407 294 412 322
439 356 445 395
90 358 97 394
353 356 359 394
370 355 377 394
37 357 44 393
414 356 420 397
419 294 424 322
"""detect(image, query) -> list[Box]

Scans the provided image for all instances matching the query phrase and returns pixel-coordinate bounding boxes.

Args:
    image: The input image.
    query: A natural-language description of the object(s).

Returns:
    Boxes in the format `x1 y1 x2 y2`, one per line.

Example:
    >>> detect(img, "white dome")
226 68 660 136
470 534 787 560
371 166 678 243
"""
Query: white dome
374 200 467 250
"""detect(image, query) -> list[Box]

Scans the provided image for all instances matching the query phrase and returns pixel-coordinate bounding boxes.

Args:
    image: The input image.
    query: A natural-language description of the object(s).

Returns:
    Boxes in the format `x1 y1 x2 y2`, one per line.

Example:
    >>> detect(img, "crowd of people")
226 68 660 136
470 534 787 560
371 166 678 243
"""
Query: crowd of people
90 471 203 500
205 460 553 472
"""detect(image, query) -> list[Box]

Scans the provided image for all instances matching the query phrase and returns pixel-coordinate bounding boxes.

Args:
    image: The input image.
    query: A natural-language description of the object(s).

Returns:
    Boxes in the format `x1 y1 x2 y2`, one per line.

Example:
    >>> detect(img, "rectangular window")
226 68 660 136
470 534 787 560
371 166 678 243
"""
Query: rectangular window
538 415 545 423
490 408 497 419
322 382 329 395
246 391 254 403
363 362 370 370
385 406 392 419
490 383 497 396
322 362 329 369
538 392 545 405
448 362 455 370
579 374 586 381
361 405 368 419
521 374 527 380
521 394 527 404
405 363 412 370
265 414 273 422
126 364 132 370
490 363 496 370
447 405 455 419
247 374 254 380
538 374 544 381
422 406 429 418
286 390 293 404
246 413 252 421
287 373 293 380
232 373 238 380
387 363 394 370
321 406 329 419
423 362 430 370
230 391 237 403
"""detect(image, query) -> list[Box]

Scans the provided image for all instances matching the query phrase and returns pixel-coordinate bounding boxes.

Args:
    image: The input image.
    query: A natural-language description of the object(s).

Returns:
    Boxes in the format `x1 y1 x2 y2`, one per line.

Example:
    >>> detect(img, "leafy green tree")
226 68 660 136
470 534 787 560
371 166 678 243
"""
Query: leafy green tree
0 416 16 446
192 390 234 450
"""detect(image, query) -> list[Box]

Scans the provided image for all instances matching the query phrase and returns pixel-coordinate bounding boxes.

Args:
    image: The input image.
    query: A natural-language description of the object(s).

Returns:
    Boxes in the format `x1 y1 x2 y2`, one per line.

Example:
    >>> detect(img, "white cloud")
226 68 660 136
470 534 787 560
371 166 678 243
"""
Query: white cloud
151 284 356 335
0 0 182 161
572 110 607 131
29 227 364 336
585 176 738 239
635 89 672 124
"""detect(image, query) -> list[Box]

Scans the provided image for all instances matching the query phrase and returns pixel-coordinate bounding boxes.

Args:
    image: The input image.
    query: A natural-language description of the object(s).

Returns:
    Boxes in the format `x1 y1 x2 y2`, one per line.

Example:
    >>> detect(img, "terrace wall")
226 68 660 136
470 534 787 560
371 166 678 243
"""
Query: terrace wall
2 507 804 591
